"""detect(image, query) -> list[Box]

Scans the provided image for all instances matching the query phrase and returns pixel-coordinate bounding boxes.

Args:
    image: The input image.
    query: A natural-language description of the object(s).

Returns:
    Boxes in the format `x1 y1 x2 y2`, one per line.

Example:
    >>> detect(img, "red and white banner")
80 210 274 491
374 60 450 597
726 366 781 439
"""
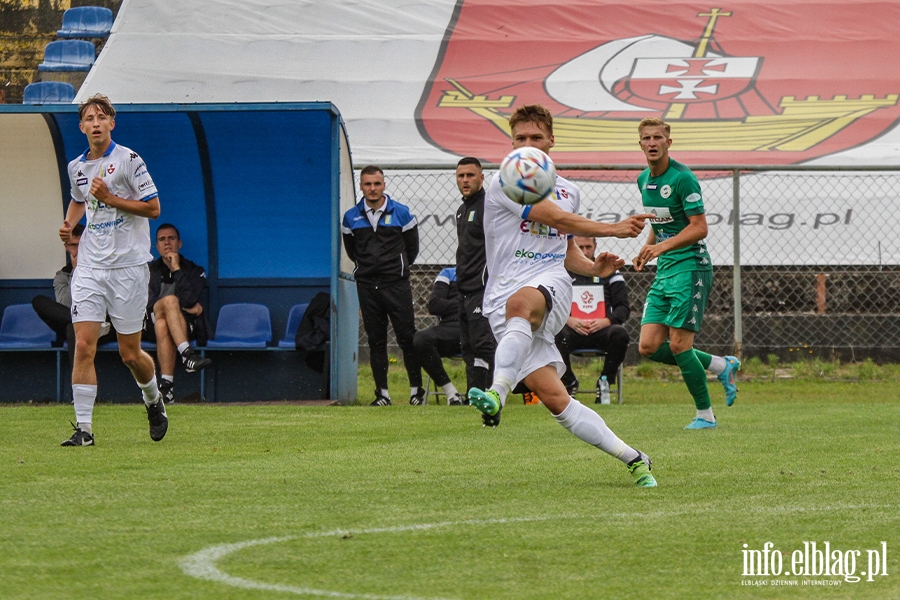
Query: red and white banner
418 1 900 167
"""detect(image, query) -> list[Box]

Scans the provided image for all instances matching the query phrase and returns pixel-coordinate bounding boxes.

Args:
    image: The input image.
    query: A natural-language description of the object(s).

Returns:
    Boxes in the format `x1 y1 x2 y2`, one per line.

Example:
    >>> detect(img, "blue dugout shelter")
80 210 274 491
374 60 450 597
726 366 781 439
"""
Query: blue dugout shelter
0 102 358 403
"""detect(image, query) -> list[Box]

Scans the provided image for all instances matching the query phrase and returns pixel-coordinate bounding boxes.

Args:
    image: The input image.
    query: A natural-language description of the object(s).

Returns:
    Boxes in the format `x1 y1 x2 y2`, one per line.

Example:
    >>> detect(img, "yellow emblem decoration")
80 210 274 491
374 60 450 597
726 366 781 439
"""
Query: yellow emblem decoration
438 7 899 153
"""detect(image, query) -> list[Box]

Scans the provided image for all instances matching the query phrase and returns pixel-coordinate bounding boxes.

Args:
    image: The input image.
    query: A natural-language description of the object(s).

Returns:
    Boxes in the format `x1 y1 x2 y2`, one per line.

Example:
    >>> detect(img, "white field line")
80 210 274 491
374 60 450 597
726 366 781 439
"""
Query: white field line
179 504 893 598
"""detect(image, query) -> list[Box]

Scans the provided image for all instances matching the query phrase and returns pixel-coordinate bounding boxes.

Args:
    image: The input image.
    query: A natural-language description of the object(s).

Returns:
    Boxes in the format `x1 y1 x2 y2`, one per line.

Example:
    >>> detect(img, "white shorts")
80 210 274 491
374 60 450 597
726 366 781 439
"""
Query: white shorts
486 271 572 385
71 264 149 335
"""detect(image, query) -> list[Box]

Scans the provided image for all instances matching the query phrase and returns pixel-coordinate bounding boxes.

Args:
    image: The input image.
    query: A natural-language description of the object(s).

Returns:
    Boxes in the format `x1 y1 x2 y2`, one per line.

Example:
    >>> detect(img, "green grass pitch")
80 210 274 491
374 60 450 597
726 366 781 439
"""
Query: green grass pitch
2 378 898 599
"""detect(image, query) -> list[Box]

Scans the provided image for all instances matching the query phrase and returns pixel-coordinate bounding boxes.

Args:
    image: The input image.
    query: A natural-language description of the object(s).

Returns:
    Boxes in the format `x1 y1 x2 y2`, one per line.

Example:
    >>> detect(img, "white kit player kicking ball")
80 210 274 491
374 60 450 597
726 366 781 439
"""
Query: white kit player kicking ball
467 104 658 486
59 94 167 446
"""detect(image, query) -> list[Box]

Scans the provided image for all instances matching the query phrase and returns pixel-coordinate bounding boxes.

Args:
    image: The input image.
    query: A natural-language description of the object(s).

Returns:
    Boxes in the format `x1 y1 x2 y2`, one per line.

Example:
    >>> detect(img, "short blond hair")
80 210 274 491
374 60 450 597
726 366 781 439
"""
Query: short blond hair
638 117 670 136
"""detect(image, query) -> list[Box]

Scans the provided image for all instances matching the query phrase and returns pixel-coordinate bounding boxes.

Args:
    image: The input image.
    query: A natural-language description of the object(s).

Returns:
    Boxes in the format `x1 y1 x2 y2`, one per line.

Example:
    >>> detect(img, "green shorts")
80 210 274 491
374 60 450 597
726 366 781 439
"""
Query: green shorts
640 270 712 332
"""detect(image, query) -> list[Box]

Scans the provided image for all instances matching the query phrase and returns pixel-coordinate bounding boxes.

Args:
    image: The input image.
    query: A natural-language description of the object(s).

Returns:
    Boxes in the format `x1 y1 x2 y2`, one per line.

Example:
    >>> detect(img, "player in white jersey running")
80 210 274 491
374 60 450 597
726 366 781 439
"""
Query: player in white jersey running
468 104 659 487
58 94 167 447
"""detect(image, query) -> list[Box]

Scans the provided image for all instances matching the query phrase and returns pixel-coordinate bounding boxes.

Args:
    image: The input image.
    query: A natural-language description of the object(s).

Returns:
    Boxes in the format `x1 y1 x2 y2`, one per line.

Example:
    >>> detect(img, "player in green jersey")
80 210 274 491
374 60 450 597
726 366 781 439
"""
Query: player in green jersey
632 117 740 429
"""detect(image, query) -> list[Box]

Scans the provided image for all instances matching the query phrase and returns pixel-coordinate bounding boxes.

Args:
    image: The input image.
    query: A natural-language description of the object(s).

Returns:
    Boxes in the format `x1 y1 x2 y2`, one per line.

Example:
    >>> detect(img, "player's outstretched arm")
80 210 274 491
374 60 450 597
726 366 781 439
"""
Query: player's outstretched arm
591 252 626 279
633 213 707 271
612 213 655 238
529 200 652 238
565 238 624 278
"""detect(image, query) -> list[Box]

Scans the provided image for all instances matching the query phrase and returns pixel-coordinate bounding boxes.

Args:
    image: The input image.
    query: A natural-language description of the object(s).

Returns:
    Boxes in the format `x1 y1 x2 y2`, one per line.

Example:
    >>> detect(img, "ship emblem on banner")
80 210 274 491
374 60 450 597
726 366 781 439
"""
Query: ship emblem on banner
418 3 900 166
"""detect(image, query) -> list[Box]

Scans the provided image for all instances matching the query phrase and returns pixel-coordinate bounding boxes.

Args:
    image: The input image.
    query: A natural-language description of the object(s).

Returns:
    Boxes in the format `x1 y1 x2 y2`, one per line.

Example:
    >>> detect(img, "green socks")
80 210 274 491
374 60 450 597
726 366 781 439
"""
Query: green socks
673 348 712 410
648 341 712 370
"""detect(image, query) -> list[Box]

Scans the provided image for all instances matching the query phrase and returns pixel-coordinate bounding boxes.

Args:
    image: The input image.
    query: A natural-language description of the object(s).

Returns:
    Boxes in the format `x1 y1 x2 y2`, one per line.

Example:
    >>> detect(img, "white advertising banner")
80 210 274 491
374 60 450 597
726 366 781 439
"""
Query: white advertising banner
405 170 898 267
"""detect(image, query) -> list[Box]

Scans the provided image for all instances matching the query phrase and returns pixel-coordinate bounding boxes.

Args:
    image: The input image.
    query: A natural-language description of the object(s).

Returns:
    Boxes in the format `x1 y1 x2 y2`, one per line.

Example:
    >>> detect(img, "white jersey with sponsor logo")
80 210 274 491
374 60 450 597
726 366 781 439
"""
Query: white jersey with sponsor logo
482 172 580 316
67 141 158 268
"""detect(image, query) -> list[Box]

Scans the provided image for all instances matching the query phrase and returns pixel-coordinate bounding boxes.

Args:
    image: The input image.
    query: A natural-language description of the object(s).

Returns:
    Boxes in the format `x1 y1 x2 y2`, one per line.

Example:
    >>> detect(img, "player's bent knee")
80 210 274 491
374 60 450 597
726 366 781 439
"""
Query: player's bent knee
669 341 692 355
539 391 570 415
74 339 97 361
118 347 140 365
117 338 146 363
505 291 544 327
121 349 153 372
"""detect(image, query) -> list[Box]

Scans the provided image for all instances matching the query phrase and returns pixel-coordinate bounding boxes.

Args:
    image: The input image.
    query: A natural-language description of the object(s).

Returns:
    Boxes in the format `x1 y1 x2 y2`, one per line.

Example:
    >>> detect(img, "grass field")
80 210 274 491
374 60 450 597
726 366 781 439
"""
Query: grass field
2 363 899 599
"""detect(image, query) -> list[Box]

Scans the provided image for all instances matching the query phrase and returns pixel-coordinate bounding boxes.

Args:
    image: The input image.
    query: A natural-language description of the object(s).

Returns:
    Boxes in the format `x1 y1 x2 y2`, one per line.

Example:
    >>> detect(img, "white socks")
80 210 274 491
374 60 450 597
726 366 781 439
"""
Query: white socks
177 341 190 355
138 376 160 406
72 378 162 431
697 407 716 422
707 355 726 375
441 382 459 397
72 384 96 433
554 398 639 465
491 317 533 404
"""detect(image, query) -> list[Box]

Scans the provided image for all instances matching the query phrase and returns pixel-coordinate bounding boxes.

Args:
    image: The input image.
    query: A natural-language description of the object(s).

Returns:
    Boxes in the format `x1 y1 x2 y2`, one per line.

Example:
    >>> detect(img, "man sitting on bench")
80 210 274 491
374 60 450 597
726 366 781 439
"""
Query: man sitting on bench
555 236 631 404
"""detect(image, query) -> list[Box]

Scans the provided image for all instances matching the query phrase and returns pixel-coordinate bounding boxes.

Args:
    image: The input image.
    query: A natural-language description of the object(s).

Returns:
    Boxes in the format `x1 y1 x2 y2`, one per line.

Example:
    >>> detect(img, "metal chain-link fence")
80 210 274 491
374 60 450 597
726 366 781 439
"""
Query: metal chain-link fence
353 165 900 364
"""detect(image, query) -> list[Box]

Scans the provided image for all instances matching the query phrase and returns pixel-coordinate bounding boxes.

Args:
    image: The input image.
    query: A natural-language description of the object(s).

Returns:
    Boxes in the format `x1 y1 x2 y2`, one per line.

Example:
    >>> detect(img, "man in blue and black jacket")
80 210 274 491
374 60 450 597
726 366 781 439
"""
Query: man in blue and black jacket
341 165 423 406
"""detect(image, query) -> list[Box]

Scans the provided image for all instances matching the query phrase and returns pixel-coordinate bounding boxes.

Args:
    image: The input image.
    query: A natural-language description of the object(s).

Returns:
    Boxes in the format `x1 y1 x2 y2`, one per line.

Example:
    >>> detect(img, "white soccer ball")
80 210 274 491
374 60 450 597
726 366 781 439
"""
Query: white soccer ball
498 146 557 205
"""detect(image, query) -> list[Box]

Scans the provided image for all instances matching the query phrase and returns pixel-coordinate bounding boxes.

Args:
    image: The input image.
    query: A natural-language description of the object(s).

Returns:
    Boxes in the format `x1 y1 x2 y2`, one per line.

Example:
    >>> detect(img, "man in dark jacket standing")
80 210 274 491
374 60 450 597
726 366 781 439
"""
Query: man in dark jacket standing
341 165 422 406
454 157 496 395
144 223 211 403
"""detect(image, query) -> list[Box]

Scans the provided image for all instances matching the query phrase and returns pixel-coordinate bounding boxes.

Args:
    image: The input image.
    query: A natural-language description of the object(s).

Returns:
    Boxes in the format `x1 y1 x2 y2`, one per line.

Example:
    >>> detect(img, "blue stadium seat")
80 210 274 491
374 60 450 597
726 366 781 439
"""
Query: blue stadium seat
22 81 76 105
57 6 114 38
206 303 272 349
37 40 95 72
278 303 309 348
0 304 55 349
